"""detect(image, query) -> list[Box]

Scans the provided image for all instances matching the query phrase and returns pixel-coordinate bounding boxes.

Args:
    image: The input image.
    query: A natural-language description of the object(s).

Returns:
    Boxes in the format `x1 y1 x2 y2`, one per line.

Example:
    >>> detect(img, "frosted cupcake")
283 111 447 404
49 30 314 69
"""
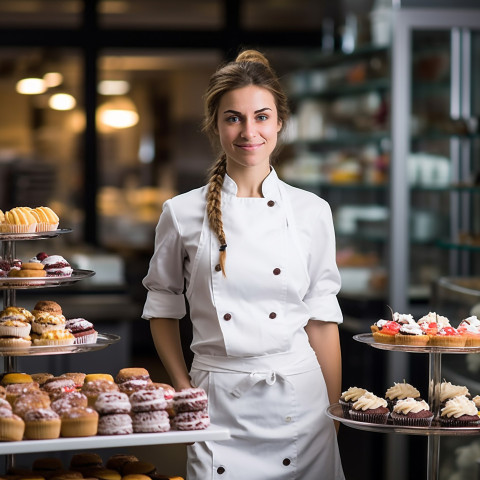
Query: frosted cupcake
417 312 450 336
395 323 429 346
385 381 421 409
457 316 480 347
391 398 433 426
439 395 480 427
429 326 466 347
372 321 400 344
339 387 367 418
350 392 389 424
439 381 470 408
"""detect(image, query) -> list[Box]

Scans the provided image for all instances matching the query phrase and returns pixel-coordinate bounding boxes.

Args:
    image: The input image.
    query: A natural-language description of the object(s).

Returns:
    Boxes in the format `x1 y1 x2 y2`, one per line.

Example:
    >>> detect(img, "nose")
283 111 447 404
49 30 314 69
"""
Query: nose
240 118 256 139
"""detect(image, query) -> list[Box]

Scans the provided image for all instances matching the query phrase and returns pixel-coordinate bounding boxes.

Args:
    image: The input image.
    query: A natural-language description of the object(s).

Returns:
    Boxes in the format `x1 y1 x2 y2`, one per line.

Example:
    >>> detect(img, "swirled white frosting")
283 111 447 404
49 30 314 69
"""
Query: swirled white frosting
392 312 416 325
441 395 478 418
473 395 480 409
459 316 480 333
399 323 426 336
439 382 470 402
352 392 387 411
385 382 420 400
341 387 367 402
417 312 450 328
393 398 430 414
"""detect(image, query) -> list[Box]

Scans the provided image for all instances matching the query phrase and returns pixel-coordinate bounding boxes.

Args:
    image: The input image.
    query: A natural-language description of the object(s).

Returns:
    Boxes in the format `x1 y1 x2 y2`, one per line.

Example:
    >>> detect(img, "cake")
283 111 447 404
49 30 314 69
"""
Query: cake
428 326 466 347
59 372 86 389
81 379 119 407
94 391 131 415
385 381 421 409
372 320 401 344
41 255 73 277
132 410 171 433
97 413 133 435
339 386 367 418
457 316 480 346
32 206 59 232
51 391 88 415
118 379 152 396
391 398 433 426
395 323 429 346
42 378 77 399
172 409 210 431
417 312 450 336
173 387 208 413
439 395 480 427
65 318 98 344
23 407 61 439
0 318 31 338
349 392 389 424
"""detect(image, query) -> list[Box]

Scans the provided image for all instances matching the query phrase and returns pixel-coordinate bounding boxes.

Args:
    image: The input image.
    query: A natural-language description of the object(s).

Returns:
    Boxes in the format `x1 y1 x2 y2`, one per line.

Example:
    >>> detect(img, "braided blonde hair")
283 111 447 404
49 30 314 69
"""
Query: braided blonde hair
203 49 289 276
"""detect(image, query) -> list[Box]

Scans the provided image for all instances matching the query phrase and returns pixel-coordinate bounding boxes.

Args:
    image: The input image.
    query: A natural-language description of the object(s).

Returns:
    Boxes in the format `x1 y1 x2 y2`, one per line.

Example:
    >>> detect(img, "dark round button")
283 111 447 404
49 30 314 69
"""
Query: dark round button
267 200 275 207
283 458 291 466
269 312 277 319
273 268 281 275
215 264 221 272
217 466 225 474
223 313 232 321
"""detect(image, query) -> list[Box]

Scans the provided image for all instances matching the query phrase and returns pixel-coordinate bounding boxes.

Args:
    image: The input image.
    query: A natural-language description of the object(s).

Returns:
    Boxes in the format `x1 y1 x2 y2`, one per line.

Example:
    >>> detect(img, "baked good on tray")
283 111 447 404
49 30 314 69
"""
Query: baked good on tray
395 323 429 346
428 326 466 347
372 320 400 344
385 381 421 409
439 395 480 427
349 392 389 424
339 387 367 418
457 315 480 346
391 398 433 427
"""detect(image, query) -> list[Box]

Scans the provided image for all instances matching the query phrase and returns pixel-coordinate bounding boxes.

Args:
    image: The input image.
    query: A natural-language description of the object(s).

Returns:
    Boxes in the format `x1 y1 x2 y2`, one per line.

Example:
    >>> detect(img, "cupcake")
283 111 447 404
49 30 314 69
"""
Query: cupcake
41 255 73 278
457 316 480 347
439 395 480 427
391 398 433 426
51 391 88 415
60 406 98 437
473 395 480 410
32 206 59 232
385 381 421 409
5 382 40 406
31 311 66 334
395 323 429 346
0 306 33 323
439 381 470 408
2 207 37 233
65 318 98 344
429 326 466 347
349 392 389 424
33 300 63 316
0 318 31 338
339 387 367 418
372 320 401 344
0 406 25 440
32 329 75 346
23 407 61 439
13 390 51 418
417 312 450 336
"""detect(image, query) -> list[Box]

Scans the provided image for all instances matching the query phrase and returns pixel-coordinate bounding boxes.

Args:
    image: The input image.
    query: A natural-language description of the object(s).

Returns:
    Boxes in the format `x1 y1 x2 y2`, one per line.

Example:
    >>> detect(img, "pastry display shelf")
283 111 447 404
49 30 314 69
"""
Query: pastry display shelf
342 332 480 480
0 425 231 455
0 229 72 241
0 269 95 290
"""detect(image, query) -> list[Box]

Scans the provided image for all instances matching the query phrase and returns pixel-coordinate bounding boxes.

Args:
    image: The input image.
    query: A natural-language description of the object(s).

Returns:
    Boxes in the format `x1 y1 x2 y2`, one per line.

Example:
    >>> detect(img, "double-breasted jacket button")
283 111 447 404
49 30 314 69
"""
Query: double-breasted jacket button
214 264 221 272
269 312 277 319
283 458 291 466
267 200 275 207
217 466 226 474
223 313 232 321
273 267 281 275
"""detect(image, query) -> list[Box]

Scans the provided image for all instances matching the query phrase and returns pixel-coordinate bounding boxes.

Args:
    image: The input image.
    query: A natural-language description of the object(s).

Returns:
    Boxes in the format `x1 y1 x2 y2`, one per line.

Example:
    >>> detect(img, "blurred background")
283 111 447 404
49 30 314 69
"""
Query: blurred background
1 0 480 479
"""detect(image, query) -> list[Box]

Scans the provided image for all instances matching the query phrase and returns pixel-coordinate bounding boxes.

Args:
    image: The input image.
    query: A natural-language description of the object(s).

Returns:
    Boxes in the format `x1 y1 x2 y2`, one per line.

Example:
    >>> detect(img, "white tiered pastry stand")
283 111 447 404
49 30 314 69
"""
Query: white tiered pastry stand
0 230 230 471
326 333 480 480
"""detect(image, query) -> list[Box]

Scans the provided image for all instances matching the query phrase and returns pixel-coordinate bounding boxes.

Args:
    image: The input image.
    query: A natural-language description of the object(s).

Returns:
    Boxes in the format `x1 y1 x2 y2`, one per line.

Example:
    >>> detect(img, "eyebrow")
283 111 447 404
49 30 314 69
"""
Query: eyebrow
222 107 272 115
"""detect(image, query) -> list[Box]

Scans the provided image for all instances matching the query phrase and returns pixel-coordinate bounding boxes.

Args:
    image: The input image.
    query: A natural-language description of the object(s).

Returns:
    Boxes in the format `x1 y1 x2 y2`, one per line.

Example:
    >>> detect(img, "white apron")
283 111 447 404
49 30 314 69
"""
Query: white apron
184 181 344 480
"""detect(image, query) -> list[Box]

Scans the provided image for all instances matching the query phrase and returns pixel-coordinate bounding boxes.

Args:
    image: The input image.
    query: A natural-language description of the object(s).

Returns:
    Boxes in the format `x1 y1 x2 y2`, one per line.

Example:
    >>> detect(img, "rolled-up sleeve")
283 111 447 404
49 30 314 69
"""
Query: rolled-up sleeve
142 200 187 320
303 200 343 324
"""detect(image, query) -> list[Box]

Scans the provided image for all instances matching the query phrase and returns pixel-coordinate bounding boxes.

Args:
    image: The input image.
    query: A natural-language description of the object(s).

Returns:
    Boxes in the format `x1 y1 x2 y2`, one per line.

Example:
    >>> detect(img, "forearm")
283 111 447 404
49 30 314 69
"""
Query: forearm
305 320 342 405
150 317 192 391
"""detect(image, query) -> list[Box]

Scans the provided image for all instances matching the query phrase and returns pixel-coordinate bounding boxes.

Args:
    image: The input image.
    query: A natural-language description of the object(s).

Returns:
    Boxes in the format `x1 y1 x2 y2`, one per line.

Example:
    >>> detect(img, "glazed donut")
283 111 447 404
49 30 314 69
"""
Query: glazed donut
94 391 131 415
118 379 151 396
172 409 210 431
97 413 133 435
115 368 151 384
173 387 208 413
129 389 167 413
131 410 170 433
42 378 76 399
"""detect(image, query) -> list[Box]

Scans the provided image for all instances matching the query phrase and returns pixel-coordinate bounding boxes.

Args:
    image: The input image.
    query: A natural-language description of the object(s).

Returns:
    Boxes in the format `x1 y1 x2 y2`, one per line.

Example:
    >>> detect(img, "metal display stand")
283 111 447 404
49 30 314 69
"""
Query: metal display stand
326 333 480 480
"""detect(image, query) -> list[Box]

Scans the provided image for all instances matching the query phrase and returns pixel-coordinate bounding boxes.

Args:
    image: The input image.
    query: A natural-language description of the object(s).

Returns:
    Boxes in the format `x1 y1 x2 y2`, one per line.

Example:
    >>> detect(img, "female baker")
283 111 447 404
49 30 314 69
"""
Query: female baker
142 49 345 480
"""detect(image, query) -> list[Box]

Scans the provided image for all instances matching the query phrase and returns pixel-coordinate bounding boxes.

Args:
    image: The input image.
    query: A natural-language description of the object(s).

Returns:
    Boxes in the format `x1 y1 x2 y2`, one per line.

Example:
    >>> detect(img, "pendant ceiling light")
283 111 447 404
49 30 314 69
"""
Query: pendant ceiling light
49 93 77 111
16 77 47 95
97 96 139 129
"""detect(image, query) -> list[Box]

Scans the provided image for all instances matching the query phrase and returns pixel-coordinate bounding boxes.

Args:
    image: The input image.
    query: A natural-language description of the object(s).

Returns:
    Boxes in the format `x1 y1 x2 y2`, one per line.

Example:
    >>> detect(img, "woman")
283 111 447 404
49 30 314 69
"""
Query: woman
142 49 345 480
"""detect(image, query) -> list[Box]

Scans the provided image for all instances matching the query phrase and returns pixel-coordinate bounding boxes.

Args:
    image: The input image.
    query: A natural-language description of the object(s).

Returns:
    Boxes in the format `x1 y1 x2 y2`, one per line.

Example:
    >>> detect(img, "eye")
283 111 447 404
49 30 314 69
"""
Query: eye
226 115 240 123
257 114 269 121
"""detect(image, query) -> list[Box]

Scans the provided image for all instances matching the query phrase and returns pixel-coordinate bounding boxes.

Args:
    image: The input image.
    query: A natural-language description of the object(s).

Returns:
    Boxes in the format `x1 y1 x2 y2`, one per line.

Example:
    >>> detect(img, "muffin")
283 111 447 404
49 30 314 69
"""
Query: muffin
391 398 433 426
0 306 33 323
395 323 429 346
51 391 88 415
59 372 86 390
13 390 51 418
0 406 25 441
339 387 367 418
42 378 77 399
33 301 63 316
5 382 40 406
31 311 66 334
60 407 98 437
32 329 75 346
429 326 466 347
81 379 119 407
0 318 31 338
349 392 389 424
24 408 61 439
372 320 401 344
439 395 480 427
385 382 421 409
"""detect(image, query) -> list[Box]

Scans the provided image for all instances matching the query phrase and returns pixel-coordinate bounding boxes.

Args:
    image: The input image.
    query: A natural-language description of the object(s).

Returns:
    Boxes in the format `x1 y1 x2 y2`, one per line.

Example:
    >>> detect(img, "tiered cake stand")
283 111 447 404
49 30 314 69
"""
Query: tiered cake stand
0 229 229 467
326 333 480 480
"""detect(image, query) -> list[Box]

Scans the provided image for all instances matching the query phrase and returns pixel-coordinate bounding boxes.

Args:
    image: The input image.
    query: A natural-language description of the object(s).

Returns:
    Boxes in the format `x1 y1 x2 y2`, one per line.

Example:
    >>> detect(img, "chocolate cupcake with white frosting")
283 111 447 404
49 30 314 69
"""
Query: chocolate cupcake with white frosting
439 395 480 427
350 392 389 424
391 398 433 426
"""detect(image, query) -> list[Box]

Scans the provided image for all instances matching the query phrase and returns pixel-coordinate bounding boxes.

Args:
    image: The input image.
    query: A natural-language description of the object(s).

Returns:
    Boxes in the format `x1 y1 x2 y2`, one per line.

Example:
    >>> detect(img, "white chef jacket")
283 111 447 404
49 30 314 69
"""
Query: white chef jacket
142 168 345 480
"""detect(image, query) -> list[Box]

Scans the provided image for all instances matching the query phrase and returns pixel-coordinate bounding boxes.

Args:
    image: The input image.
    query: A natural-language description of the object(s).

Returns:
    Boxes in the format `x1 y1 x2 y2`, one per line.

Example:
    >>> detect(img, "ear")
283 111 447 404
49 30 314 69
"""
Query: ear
277 119 283 133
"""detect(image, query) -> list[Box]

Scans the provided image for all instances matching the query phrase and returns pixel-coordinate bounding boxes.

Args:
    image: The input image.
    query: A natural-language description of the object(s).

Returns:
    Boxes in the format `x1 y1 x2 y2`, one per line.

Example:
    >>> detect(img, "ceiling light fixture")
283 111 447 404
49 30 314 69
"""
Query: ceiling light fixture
49 93 77 111
98 80 130 95
16 77 46 95
97 96 139 129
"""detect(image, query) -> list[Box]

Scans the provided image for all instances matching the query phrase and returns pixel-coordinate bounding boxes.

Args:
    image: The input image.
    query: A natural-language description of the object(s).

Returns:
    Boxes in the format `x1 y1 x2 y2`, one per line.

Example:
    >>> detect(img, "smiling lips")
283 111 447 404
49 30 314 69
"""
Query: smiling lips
234 142 264 150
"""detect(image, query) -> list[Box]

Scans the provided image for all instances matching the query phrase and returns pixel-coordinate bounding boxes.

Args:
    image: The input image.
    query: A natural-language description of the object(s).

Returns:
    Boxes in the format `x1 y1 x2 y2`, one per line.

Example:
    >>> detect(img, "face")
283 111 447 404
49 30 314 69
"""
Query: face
216 85 282 171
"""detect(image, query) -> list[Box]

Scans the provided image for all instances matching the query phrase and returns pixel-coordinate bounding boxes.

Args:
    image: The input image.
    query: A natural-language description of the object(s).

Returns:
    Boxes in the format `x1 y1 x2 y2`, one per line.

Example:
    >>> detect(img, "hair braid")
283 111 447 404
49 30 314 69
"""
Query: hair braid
207 154 228 276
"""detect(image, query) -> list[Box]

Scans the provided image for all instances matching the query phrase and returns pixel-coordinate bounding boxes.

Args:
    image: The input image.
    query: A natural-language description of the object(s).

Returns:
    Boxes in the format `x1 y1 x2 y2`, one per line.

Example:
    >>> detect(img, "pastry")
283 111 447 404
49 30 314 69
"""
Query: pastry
59 372 86 389
13 389 51 418
105 454 139 472
6 382 40 405
42 378 77 399
32 329 75 346
349 392 389 424
23 407 61 439
372 320 401 344
0 318 31 338
1 372 34 385
41 255 73 277
33 300 63 316
65 318 98 344
32 206 59 232
172 409 210 431
417 312 450 336
173 387 208 413
428 326 466 347
69 452 103 472
60 406 98 437
457 315 480 346
8 263 46 278
2 207 37 233
385 381 421 409
391 398 433 426
0 406 25 441
0 336 32 349
121 461 157 476
97 413 133 435
156 383 175 417
30 373 55 386
131 409 170 433
0 306 34 323
395 323 429 346
439 395 480 427
81 379 119 407
130 389 167 413
31 311 66 334
94 391 131 415
339 387 367 418
118 379 152 396
51 391 88 414
32 457 64 475
115 367 151 384
84 373 115 383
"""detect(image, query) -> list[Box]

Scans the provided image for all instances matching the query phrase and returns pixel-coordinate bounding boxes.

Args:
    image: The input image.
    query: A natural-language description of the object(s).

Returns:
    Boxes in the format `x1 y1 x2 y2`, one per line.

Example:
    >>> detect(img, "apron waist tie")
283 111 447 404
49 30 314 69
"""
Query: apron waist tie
230 370 288 398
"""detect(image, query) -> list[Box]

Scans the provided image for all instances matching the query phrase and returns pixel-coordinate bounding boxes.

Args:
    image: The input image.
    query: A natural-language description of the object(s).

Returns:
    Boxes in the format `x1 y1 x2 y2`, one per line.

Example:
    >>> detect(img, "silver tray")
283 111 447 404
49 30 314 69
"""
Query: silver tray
0 228 72 241
0 333 120 356
0 269 95 289
354 333 480 354
326 403 480 437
